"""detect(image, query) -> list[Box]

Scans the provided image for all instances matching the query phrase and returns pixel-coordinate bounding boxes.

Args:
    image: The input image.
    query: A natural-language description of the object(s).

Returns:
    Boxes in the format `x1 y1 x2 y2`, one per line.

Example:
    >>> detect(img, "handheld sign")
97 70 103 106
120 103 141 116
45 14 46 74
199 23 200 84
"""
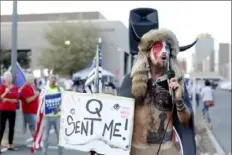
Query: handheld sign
44 93 62 115
59 92 135 155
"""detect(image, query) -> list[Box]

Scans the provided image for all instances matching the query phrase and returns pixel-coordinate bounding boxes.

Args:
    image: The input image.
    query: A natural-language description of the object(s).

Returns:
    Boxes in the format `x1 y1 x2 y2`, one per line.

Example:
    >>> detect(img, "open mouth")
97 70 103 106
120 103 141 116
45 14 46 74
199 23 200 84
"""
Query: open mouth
161 57 167 60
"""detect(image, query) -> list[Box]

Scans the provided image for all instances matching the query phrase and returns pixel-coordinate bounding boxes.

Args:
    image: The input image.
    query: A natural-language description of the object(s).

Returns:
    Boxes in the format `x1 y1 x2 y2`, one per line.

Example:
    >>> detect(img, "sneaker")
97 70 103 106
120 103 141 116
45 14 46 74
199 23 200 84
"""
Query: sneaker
0 147 8 153
7 147 19 151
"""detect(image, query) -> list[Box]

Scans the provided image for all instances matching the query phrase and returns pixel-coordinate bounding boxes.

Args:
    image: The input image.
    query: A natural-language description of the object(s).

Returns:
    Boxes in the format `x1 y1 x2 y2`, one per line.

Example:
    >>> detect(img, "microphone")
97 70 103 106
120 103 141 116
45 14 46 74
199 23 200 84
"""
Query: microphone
167 69 175 80
167 69 176 104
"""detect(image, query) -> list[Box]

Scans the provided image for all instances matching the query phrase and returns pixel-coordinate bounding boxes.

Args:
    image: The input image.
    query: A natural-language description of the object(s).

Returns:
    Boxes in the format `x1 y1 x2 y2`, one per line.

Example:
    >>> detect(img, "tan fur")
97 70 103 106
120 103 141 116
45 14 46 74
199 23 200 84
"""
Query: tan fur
131 28 184 98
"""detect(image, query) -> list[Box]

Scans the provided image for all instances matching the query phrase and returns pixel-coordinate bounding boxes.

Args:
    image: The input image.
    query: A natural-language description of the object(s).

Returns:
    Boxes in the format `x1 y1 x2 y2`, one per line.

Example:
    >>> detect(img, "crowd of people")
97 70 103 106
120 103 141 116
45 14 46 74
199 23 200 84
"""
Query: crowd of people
0 70 117 154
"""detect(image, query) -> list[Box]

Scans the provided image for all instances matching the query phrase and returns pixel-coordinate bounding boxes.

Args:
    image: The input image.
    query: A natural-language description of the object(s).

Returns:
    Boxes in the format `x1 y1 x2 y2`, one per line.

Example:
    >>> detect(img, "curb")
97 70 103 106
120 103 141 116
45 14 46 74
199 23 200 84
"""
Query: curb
205 126 226 155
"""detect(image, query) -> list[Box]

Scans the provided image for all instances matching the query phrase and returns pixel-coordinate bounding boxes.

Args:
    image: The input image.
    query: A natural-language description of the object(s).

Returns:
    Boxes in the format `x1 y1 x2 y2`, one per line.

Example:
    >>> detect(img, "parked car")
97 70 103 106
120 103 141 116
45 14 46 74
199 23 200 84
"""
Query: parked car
219 81 231 91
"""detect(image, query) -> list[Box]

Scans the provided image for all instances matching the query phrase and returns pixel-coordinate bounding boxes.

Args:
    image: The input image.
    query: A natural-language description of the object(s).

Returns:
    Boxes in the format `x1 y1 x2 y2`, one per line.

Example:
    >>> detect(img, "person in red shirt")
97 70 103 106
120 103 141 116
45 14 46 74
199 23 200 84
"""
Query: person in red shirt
0 71 19 151
19 74 39 137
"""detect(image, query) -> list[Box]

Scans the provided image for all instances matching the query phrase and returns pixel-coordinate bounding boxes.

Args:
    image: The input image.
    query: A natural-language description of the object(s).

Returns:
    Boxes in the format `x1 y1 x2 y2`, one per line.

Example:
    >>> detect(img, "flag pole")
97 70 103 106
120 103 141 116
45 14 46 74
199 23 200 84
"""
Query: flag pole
11 0 18 84
94 38 100 93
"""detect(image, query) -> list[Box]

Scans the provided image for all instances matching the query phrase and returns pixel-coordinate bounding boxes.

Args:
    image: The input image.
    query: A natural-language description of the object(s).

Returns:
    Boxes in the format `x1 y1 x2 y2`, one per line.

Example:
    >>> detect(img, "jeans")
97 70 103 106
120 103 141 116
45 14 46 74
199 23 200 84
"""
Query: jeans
195 94 200 107
23 113 36 135
202 103 211 123
42 116 63 155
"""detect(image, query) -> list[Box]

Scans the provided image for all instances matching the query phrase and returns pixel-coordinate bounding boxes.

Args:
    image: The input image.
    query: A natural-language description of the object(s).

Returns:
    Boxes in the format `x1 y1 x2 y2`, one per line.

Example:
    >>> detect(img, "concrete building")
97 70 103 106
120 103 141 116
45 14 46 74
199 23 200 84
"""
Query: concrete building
218 43 231 80
0 12 131 86
193 34 214 72
202 50 215 72
209 49 215 72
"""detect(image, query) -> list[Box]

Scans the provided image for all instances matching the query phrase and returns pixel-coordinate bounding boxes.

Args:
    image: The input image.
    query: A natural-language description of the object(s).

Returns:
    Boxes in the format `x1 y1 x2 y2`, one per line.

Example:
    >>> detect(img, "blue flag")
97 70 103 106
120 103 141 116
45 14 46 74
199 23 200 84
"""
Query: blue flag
15 62 26 88
0 77 4 86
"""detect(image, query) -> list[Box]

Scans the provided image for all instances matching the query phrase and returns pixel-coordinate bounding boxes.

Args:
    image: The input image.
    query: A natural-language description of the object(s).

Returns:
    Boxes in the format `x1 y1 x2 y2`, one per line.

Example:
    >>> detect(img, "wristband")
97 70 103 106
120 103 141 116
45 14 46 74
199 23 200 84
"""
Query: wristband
175 100 186 112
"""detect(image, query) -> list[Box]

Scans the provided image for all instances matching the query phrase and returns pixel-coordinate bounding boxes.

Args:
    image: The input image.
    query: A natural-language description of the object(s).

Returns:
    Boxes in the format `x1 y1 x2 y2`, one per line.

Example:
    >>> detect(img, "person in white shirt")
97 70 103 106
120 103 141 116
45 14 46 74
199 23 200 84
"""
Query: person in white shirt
201 80 214 128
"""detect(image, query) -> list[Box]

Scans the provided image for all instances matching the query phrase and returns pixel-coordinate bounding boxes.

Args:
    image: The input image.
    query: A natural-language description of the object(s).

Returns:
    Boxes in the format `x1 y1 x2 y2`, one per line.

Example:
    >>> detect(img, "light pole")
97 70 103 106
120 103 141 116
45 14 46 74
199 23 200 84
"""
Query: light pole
64 40 71 76
64 40 71 46
11 0 18 84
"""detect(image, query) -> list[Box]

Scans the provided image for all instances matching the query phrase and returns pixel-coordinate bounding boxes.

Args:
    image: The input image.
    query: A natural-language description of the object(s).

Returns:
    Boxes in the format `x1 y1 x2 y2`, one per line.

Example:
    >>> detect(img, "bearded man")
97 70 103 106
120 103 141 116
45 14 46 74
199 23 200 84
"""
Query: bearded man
118 28 197 155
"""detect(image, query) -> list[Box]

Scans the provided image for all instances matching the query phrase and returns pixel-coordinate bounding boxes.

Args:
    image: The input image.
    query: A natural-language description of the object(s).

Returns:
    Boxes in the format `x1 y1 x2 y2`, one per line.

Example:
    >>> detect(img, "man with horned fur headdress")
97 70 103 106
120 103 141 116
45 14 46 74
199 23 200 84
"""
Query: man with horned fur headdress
90 28 196 155
117 28 196 155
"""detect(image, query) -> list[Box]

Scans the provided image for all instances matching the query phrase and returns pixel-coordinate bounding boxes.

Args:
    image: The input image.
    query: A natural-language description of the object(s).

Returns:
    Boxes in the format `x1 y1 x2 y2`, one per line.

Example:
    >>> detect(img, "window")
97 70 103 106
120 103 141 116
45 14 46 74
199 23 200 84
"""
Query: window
124 52 129 75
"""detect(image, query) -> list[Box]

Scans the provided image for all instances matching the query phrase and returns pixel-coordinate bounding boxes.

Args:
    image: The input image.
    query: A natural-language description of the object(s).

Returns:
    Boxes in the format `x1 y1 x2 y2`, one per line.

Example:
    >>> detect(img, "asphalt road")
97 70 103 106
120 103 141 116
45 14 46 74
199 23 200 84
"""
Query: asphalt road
1 88 231 155
209 89 231 154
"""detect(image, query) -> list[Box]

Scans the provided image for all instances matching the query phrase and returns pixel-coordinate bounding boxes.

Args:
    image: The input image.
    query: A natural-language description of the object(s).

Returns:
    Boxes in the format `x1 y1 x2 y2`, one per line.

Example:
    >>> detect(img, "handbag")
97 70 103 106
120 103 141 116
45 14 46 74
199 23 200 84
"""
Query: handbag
205 100 214 107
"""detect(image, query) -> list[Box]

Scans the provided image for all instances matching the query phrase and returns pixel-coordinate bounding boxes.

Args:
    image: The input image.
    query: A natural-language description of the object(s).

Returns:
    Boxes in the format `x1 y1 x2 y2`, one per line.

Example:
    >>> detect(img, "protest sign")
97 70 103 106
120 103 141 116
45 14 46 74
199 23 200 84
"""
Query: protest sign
44 93 62 115
59 92 135 155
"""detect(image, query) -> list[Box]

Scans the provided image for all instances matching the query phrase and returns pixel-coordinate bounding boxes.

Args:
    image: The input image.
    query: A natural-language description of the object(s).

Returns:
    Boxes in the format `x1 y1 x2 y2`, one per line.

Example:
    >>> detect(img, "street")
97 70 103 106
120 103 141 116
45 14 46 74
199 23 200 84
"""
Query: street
210 89 231 154
1 88 231 155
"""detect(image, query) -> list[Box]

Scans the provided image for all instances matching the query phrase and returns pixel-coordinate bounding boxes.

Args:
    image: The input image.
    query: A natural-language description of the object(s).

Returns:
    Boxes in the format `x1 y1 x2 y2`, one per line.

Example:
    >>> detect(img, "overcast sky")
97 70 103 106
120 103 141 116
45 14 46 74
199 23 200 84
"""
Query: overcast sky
1 1 231 72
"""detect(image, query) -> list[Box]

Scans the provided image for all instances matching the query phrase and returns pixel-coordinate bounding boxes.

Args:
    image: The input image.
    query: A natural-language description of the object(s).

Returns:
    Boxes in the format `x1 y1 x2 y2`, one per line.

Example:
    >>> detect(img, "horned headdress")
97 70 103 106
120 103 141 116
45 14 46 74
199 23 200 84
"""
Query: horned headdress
129 8 197 98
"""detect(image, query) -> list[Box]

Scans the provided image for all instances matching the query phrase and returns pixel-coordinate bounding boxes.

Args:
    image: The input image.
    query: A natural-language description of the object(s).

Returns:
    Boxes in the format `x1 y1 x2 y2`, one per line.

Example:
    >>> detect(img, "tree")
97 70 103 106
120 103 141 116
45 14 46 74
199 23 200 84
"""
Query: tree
0 49 31 70
40 20 99 76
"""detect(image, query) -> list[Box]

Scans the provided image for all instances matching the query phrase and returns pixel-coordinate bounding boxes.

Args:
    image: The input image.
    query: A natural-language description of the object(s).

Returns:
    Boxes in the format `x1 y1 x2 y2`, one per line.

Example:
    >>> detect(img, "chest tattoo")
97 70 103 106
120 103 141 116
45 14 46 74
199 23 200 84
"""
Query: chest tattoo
145 82 173 144
150 82 172 112
147 112 173 144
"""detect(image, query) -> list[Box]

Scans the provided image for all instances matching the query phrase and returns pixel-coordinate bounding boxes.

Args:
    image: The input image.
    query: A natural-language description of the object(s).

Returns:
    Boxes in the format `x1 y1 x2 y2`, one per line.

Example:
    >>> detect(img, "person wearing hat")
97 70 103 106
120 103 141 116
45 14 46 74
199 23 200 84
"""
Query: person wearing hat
89 8 197 155
90 28 197 155
118 28 197 155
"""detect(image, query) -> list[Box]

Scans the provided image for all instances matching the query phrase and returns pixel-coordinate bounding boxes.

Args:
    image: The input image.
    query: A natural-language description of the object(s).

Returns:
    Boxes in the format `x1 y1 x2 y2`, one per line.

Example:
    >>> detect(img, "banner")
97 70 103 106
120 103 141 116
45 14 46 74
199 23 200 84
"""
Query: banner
59 92 135 155
44 93 62 115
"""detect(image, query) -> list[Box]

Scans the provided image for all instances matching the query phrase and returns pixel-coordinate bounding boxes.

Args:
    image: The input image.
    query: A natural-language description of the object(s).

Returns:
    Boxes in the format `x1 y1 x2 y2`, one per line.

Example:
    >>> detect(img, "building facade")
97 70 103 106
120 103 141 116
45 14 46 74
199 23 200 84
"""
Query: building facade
0 12 132 86
193 34 214 72
218 43 231 80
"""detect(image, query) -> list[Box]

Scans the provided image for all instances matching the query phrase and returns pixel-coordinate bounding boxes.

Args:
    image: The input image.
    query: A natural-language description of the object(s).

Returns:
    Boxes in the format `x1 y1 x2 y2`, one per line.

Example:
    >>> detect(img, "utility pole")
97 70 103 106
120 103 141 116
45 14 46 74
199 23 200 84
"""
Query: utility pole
11 0 18 84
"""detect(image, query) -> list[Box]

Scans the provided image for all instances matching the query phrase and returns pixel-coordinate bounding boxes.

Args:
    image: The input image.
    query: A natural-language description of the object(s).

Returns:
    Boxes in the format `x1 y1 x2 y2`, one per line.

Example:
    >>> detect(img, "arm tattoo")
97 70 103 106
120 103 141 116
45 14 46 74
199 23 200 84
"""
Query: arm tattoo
175 99 186 112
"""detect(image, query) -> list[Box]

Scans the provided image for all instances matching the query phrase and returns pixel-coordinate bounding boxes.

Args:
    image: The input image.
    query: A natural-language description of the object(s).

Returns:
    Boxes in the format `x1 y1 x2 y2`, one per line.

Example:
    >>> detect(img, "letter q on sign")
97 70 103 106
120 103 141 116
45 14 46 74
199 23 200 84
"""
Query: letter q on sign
86 99 103 118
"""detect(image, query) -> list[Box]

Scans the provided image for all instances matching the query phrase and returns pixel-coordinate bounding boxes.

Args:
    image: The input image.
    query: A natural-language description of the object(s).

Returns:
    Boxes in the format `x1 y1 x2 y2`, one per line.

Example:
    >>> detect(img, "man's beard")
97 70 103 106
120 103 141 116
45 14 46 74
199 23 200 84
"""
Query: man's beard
149 57 167 73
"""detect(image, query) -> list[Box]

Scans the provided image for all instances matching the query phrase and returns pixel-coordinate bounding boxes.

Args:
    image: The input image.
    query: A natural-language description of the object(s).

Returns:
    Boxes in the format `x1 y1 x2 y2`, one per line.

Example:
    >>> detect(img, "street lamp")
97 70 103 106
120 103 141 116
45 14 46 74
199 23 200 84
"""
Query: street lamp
11 0 18 84
64 40 71 46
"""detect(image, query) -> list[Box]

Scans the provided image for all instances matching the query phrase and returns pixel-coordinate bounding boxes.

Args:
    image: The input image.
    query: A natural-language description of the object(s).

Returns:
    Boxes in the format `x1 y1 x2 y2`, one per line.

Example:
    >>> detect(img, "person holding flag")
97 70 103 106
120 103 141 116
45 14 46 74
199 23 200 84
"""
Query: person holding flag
35 74 64 155
0 71 19 152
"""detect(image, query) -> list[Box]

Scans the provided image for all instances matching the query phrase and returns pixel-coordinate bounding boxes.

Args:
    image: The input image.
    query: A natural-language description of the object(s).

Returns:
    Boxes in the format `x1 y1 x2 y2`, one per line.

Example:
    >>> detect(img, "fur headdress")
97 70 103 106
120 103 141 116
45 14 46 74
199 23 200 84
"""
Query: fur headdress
131 28 184 98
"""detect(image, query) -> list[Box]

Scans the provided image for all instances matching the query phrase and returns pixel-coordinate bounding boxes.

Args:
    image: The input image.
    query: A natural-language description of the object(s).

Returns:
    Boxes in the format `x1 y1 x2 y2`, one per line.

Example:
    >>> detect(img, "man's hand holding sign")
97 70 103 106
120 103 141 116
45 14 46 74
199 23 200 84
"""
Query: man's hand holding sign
59 92 135 155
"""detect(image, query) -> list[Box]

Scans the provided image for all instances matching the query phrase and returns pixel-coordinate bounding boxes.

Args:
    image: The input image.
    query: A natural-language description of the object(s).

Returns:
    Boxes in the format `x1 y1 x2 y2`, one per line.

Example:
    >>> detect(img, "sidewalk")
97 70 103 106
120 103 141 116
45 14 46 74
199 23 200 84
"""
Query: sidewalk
194 107 221 155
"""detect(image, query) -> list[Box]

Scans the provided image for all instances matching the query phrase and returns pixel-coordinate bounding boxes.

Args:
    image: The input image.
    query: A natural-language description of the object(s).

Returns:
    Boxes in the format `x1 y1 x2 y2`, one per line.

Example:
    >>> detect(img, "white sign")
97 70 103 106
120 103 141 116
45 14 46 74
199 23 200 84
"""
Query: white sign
59 91 135 155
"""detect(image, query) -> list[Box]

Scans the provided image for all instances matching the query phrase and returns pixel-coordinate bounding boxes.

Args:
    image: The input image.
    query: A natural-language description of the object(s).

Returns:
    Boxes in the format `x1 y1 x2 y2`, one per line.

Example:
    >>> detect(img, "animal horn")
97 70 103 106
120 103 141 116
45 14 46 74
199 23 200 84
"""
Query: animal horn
179 39 198 52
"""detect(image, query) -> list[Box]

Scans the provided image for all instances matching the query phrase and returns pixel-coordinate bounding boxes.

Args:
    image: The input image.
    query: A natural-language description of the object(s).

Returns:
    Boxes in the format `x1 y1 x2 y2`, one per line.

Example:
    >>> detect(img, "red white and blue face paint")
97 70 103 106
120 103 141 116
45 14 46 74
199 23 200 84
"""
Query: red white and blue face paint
150 41 170 64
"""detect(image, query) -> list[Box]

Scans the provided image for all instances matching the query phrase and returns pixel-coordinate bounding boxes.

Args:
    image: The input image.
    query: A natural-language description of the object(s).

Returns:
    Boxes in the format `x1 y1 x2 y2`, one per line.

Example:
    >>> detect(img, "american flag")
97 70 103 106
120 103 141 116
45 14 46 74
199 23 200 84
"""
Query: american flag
84 38 103 93
30 90 46 153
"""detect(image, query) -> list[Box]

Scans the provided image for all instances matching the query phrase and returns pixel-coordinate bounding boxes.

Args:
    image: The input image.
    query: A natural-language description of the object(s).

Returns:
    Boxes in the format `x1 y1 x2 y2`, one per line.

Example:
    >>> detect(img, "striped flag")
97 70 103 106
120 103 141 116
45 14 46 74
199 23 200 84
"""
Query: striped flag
30 90 46 153
84 38 103 93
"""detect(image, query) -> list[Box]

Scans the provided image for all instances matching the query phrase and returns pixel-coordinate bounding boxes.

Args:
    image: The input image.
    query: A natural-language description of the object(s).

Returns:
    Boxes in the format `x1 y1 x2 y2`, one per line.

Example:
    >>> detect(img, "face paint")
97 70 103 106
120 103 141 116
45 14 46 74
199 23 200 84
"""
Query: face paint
152 41 170 61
